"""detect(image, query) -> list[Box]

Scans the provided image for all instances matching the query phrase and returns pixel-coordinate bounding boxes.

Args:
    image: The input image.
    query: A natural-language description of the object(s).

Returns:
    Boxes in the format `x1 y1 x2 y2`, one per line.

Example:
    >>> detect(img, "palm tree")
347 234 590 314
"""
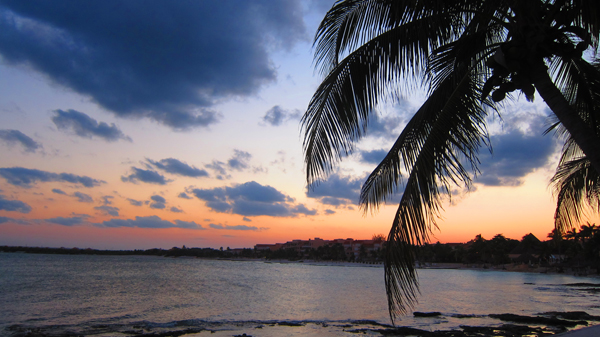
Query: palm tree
551 60 600 236
301 0 600 322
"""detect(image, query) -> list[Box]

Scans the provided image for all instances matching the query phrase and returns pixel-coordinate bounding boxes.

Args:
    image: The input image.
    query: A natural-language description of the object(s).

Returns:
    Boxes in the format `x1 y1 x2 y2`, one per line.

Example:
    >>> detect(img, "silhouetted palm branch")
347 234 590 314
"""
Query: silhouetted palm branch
303 0 600 324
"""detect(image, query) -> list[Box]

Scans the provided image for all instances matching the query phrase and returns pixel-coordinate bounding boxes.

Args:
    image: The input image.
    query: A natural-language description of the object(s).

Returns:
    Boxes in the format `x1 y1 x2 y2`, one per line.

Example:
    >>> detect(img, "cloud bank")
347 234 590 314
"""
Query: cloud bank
0 1 307 130
191 181 316 217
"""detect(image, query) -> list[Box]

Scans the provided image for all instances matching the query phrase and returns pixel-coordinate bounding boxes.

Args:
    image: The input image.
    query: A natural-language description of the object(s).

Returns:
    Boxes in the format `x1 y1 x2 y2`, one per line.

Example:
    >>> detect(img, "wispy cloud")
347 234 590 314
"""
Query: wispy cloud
0 167 104 188
147 158 208 178
101 215 204 229
205 150 259 179
94 205 119 216
121 167 170 185
0 195 32 213
52 109 131 142
149 195 166 209
0 129 42 152
261 105 301 126
170 206 183 213
209 223 268 231
51 188 67 195
178 192 192 200
127 198 143 206
46 216 85 227
73 191 93 203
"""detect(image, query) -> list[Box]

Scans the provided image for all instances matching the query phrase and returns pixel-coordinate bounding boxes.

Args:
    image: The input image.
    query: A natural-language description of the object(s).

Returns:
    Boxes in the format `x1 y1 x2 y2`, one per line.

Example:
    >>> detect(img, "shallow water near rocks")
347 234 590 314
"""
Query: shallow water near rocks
1 253 600 336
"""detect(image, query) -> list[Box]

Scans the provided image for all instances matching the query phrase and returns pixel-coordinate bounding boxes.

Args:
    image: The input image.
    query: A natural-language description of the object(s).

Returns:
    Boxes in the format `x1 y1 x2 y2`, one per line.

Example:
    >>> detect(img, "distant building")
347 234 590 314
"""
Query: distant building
254 237 384 260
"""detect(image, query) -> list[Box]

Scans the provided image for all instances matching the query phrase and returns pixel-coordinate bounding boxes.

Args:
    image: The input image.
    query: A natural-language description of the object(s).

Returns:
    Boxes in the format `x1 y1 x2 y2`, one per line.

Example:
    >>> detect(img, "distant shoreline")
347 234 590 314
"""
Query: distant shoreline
2 246 598 278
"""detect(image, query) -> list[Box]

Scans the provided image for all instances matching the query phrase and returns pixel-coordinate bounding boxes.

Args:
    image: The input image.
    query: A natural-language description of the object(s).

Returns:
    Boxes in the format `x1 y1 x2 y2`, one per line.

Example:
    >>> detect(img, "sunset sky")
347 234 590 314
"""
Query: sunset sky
0 1 585 250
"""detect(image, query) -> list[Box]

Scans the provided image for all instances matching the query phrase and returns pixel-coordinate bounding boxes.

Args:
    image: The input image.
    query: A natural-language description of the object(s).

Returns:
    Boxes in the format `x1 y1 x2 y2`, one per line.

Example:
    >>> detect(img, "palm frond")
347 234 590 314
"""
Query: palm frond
370 67 490 322
570 0 600 48
550 55 600 233
313 0 482 77
303 12 472 185
552 154 600 234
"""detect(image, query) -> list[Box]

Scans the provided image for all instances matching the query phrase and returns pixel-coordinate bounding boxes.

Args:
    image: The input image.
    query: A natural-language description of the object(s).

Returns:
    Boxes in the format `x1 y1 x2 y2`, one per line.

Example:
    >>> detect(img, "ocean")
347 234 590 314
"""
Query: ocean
1 252 599 336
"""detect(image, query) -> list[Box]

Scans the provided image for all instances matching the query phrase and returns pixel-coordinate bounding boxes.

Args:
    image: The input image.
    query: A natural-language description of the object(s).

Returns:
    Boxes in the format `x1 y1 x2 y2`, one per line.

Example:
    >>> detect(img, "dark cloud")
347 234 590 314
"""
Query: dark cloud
101 215 204 229
205 150 256 179
306 173 364 205
127 198 143 206
94 205 119 216
73 191 93 203
325 209 336 215
52 109 131 142
261 105 301 126
0 216 30 225
178 192 192 199
174 220 204 229
149 203 166 210
242 217 252 222
148 158 208 178
227 150 252 171
0 167 104 188
0 195 31 213
366 113 404 140
149 195 166 209
191 181 316 217
205 161 230 180
476 119 556 186
46 216 85 226
360 149 388 165
150 195 166 203
51 188 66 195
291 204 318 216
0 1 306 130
209 223 266 231
121 167 170 185
170 206 183 213
320 196 351 206
101 195 114 205
0 129 42 152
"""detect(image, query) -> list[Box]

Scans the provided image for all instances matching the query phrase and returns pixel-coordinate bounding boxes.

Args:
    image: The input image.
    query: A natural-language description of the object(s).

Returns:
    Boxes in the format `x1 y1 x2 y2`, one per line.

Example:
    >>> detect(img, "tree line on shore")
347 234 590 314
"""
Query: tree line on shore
417 223 600 270
2 223 599 270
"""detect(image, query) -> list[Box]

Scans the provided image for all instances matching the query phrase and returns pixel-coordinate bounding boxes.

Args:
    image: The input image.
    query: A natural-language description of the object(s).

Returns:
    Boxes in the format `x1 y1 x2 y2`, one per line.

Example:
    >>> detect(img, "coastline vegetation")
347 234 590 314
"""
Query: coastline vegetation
3 223 599 274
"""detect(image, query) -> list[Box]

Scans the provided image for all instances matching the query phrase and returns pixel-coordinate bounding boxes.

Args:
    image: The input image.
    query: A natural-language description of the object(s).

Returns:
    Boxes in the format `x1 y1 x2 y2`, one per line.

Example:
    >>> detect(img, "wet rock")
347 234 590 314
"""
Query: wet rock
349 320 393 328
379 326 435 335
539 311 600 321
489 313 586 327
276 321 304 327
414 311 442 317
450 314 484 318
563 283 600 287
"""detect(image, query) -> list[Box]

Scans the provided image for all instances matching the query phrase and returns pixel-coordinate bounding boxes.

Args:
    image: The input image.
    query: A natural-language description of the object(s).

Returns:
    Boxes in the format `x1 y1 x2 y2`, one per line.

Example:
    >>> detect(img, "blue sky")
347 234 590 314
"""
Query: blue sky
0 1 568 249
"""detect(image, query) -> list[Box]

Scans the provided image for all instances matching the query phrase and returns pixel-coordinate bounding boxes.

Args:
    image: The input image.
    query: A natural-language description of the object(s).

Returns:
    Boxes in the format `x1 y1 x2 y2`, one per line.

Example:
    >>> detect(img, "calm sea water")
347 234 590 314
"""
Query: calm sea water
1 252 600 336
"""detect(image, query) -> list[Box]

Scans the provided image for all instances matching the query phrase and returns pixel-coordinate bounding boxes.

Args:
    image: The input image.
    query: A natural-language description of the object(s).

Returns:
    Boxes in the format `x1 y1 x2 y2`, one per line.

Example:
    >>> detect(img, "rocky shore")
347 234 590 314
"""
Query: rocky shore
6 311 599 337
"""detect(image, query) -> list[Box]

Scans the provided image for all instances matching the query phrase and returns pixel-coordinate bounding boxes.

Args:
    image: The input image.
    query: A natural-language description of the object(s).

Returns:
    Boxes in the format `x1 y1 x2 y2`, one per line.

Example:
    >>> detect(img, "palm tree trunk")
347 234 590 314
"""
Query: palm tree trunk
531 64 600 174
